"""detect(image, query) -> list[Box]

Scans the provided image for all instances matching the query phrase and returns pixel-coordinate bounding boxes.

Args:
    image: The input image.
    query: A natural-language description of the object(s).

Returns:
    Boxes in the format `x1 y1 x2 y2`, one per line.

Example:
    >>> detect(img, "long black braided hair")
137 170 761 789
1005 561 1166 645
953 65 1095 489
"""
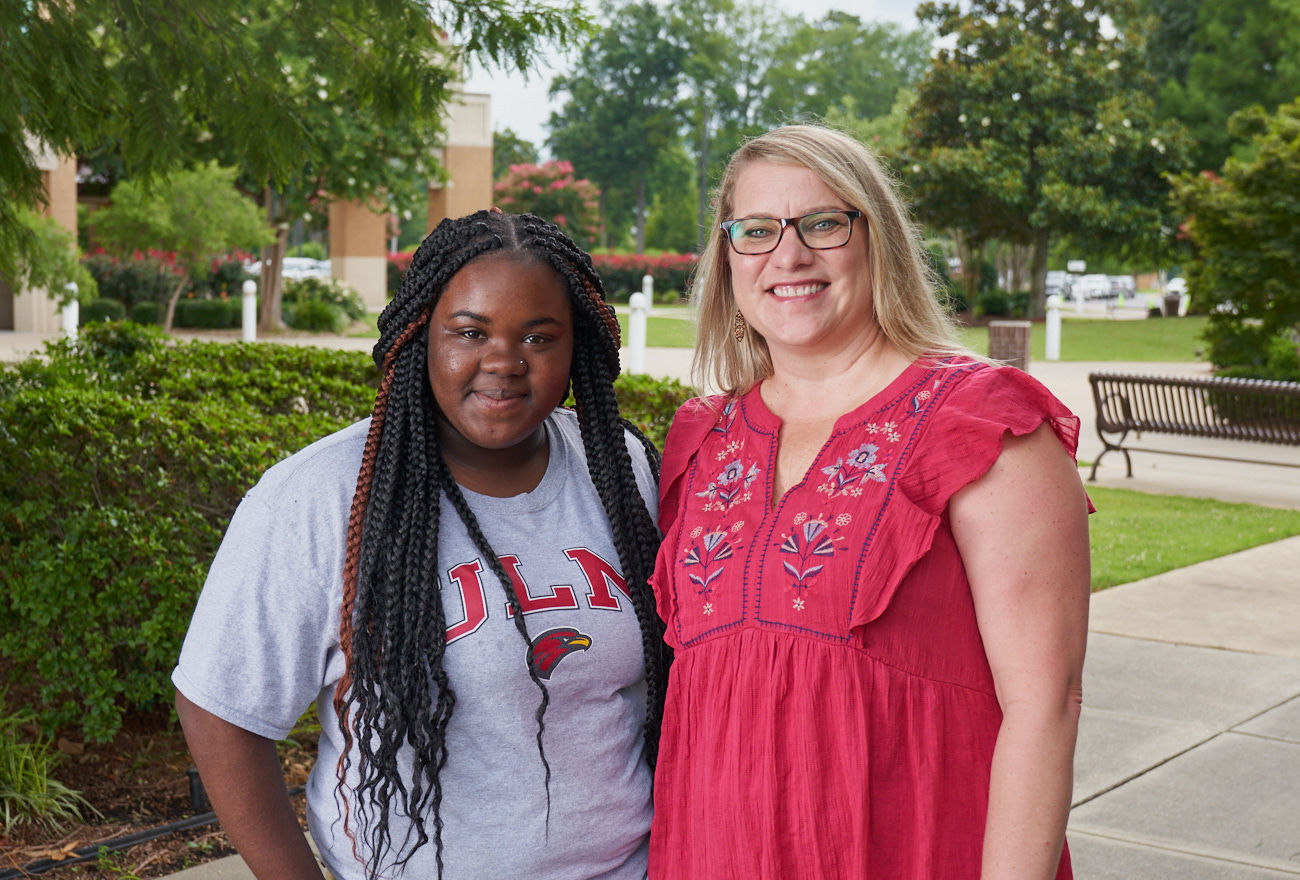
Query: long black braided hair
334 210 670 877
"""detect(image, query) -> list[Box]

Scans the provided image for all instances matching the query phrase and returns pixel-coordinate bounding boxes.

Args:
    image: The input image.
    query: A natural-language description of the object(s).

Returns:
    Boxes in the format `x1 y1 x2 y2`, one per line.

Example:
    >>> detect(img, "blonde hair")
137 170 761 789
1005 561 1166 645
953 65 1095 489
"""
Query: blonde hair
692 124 977 396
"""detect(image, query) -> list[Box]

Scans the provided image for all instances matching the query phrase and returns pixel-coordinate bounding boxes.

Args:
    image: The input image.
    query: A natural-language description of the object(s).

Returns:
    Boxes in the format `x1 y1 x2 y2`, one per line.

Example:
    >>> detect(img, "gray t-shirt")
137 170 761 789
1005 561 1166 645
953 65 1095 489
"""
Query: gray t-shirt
174 409 657 880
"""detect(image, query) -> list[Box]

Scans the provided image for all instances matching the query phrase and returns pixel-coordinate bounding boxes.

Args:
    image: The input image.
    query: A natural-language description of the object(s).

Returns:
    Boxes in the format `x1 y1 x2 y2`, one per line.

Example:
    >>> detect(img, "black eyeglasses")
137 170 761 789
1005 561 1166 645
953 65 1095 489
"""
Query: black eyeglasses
720 210 864 255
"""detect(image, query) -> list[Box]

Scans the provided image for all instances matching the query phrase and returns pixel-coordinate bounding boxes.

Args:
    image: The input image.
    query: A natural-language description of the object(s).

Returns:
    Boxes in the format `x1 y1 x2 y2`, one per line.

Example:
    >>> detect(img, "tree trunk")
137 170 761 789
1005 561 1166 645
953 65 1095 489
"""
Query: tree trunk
598 191 608 251
162 276 188 333
1029 228 1051 318
258 223 290 334
696 106 711 254
634 175 647 255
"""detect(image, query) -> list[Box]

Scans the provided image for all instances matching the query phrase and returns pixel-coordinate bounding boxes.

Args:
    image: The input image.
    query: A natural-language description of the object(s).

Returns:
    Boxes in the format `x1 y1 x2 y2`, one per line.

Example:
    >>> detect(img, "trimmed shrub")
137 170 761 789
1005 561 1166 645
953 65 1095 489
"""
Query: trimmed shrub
591 252 698 301
1217 334 1300 382
130 301 161 326
0 324 380 741
174 298 240 329
285 299 348 333
0 322 692 741
612 373 695 449
79 298 127 324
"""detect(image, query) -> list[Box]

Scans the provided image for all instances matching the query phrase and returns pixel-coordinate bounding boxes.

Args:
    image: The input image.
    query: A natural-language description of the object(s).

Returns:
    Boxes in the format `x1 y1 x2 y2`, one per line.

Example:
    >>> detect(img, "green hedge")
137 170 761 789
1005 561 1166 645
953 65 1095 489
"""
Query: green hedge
0 322 694 741
80 298 127 324
175 298 240 329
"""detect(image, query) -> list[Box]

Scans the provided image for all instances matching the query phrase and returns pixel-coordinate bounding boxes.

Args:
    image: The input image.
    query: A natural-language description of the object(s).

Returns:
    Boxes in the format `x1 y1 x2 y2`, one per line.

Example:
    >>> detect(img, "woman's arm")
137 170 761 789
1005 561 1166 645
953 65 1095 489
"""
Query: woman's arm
950 423 1091 880
175 690 326 880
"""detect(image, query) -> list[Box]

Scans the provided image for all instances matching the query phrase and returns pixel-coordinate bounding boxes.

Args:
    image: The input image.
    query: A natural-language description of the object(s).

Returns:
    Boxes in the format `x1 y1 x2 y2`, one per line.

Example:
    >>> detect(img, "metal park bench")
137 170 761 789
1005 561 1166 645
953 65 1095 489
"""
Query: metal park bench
1088 371 1300 481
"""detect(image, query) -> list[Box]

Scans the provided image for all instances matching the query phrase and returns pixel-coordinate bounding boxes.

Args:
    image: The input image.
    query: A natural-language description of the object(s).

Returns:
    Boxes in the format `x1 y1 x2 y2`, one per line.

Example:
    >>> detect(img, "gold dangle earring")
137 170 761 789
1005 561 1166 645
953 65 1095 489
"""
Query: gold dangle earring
733 310 747 341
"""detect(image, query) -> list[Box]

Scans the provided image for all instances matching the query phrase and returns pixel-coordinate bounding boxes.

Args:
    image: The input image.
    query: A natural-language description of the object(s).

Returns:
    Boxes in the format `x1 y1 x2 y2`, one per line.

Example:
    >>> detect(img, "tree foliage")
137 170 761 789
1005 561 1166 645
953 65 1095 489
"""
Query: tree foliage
0 0 588 283
493 128 541 180
548 0 684 252
4 208 97 308
93 163 272 331
1139 0 1300 173
901 0 1191 314
766 13 931 126
1171 102 1300 368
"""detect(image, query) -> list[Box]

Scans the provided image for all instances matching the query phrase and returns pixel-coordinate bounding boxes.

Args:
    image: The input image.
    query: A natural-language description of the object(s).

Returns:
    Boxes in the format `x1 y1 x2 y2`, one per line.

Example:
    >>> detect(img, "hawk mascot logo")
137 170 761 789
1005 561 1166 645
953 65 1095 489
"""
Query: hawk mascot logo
527 627 592 680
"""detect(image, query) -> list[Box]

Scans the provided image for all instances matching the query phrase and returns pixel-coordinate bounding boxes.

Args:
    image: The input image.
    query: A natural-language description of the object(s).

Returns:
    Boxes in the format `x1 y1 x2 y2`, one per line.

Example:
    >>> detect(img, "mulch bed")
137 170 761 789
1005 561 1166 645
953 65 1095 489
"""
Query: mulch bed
0 709 317 880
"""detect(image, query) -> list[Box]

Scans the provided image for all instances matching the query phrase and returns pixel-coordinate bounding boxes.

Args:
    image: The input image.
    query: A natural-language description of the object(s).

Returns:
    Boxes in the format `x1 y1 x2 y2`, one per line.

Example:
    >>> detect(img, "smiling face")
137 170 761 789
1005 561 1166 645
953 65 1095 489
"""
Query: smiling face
427 253 574 485
727 161 874 360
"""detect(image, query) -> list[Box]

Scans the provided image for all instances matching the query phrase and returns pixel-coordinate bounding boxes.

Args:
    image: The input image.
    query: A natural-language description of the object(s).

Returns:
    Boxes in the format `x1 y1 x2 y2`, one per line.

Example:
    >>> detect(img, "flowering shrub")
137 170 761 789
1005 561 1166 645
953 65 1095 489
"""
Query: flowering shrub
83 250 253 309
83 251 182 310
591 252 699 301
494 161 602 249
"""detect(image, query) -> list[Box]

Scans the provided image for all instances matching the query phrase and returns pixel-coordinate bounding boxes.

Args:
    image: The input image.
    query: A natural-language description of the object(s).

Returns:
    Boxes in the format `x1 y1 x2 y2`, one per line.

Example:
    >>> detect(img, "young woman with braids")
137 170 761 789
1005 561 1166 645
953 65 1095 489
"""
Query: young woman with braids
173 210 670 880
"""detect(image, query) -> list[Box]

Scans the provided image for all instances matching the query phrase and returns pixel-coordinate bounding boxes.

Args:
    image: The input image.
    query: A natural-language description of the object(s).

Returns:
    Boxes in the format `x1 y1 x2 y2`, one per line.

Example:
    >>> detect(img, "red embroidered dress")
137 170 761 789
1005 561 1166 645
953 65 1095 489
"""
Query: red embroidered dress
648 360 1078 879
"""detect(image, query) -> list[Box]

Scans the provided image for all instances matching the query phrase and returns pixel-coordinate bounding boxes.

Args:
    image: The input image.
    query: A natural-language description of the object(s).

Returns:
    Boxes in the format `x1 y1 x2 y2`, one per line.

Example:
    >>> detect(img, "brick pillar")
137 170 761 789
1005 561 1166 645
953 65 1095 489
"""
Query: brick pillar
427 90 493 232
328 199 388 312
988 320 1033 371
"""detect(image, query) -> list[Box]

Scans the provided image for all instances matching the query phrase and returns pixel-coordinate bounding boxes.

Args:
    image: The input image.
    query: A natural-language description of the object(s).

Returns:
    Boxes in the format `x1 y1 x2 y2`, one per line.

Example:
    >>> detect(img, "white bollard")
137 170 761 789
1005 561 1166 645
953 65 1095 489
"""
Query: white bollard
1045 293 1061 362
628 274 652 374
242 279 257 342
61 283 79 342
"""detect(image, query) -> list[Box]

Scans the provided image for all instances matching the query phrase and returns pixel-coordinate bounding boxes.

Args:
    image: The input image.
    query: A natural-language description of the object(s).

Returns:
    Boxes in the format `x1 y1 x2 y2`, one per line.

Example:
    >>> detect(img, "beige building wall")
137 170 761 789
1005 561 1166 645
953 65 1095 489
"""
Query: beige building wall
3 138 76 332
427 90 494 231
329 199 388 311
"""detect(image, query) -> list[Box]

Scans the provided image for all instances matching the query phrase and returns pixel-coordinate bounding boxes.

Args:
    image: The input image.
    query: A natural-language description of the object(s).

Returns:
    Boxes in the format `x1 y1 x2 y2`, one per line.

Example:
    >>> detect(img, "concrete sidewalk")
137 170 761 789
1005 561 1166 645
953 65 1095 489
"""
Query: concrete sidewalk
5 331 1298 878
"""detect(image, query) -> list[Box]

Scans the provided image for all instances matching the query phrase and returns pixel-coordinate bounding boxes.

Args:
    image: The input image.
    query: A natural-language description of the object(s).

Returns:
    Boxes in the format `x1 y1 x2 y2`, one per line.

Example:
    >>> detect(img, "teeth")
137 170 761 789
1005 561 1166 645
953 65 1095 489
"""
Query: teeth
771 283 826 298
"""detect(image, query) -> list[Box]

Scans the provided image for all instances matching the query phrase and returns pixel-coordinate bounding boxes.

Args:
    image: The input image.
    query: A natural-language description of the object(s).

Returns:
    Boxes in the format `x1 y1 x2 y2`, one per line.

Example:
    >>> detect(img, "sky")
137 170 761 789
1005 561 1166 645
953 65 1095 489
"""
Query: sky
461 0 927 155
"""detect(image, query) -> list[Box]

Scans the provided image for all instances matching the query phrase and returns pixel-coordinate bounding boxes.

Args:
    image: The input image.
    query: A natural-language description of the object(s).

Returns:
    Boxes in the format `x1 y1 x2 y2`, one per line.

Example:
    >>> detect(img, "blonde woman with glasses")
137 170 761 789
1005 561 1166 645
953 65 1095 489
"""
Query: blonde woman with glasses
648 125 1091 879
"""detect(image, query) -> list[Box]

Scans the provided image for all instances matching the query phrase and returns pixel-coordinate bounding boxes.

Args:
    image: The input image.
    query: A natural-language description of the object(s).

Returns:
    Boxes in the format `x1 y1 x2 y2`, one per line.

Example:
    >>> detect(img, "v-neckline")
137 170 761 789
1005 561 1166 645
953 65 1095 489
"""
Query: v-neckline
743 361 928 511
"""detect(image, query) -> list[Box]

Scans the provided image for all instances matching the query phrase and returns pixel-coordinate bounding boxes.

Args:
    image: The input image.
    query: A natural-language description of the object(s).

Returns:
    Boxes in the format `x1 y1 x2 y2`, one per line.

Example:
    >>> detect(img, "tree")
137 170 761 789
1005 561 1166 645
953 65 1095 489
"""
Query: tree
643 143 701 253
1140 0 1300 172
548 0 684 252
902 0 1191 315
827 89 917 155
93 163 273 331
668 0 792 251
1171 102 1300 368
493 128 541 181
765 13 932 126
1 0 587 300
493 160 602 248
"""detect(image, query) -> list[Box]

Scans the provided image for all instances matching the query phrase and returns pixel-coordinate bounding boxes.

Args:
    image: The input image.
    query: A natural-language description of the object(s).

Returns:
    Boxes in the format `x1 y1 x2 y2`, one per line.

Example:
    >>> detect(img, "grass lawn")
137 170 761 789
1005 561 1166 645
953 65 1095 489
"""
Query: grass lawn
958 315 1210 362
1087 485 1300 590
615 313 696 348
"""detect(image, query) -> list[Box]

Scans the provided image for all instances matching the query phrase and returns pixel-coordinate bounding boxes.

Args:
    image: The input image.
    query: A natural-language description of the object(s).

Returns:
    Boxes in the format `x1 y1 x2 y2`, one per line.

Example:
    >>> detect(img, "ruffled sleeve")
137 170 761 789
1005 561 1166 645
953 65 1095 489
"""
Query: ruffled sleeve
656 395 729 536
650 395 729 636
900 363 1090 518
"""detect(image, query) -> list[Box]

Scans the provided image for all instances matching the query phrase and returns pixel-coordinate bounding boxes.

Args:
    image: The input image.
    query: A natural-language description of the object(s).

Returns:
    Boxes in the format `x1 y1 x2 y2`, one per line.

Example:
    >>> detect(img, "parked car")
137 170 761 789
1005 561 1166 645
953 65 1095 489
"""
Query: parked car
1074 274 1114 300
1046 270 1075 299
243 257 332 280
1109 275 1136 298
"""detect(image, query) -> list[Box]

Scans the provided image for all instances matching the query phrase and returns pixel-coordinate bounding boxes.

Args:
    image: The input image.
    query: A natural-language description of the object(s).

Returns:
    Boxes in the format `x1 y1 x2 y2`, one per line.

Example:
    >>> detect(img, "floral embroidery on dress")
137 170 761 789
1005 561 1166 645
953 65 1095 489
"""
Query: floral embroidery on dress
683 525 743 614
865 420 901 443
816 442 888 497
709 400 738 434
695 458 762 512
777 513 849 610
